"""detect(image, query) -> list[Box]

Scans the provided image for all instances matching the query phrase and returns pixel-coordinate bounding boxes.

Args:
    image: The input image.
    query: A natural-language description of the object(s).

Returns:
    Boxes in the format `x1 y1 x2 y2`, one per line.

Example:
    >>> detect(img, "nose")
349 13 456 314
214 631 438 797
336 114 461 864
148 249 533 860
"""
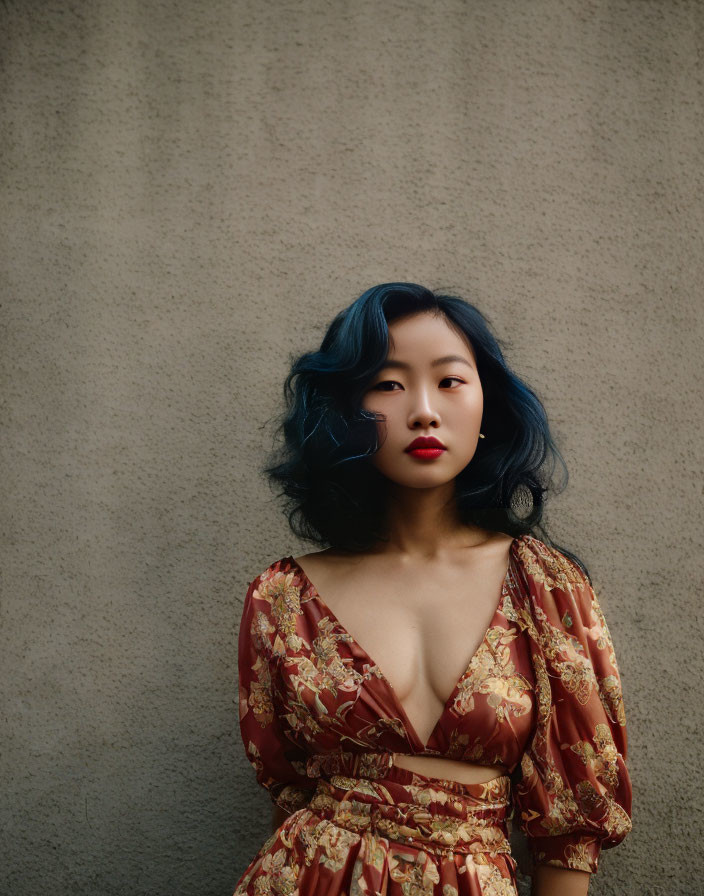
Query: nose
408 386 440 429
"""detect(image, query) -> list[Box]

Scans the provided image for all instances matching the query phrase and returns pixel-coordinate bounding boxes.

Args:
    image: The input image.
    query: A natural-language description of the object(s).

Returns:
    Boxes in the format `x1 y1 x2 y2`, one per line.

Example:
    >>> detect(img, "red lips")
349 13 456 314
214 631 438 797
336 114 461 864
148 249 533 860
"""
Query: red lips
405 436 446 451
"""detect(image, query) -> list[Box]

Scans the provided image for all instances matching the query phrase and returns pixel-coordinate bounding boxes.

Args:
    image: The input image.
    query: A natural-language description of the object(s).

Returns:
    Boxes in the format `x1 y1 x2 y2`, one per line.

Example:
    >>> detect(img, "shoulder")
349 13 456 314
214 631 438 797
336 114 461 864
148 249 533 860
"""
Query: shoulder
511 534 601 634
292 547 353 582
245 555 310 604
241 556 313 659
513 533 590 592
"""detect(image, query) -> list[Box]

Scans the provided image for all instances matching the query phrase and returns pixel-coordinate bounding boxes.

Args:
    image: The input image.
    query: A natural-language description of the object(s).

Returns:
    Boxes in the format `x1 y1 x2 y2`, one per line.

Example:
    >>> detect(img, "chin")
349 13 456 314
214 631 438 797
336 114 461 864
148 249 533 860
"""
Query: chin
388 472 458 490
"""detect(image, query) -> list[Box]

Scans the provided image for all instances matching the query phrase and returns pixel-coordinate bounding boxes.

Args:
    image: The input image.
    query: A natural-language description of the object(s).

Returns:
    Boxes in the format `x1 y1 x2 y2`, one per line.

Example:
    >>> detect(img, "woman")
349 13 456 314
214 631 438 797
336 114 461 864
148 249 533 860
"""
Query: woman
233 283 632 896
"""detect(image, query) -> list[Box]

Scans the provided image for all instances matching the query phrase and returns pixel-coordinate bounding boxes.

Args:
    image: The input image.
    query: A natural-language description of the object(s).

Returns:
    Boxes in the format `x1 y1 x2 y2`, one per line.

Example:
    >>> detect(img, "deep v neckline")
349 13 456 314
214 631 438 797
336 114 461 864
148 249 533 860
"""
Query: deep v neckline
286 536 519 754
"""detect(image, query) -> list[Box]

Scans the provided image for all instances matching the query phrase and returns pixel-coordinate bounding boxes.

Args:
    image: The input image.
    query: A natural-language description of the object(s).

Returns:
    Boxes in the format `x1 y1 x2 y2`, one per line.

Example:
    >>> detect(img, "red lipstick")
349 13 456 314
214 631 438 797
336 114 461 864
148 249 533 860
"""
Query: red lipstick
405 436 446 459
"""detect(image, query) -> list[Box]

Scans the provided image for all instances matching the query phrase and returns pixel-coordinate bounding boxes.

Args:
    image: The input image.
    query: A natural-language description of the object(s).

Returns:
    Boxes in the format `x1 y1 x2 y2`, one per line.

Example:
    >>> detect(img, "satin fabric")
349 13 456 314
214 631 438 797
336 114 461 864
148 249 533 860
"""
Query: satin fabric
234 751 518 896
235 534 631 893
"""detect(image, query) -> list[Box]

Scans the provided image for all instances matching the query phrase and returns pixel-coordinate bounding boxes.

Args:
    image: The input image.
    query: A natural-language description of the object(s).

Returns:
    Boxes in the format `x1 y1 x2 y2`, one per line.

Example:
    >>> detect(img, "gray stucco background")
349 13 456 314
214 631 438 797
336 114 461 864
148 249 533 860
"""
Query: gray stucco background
2 1 703 894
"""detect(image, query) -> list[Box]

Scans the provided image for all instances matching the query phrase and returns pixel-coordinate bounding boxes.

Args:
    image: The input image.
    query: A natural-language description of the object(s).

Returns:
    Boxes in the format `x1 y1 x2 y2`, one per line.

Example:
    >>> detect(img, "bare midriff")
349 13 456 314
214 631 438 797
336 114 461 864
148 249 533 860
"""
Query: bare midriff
390 753 508 785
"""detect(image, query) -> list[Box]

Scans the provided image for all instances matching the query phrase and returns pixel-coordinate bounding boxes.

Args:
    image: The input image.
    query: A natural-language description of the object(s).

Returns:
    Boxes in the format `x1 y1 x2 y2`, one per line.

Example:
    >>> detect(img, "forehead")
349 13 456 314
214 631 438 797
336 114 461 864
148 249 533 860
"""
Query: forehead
385 312 476 360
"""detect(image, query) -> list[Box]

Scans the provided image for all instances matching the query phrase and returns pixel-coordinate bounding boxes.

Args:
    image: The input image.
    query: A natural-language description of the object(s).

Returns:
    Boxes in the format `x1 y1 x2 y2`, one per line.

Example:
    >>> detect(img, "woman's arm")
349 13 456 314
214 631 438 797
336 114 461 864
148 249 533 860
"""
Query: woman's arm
239 572 317 825
510 539 632 880
532 865 591 895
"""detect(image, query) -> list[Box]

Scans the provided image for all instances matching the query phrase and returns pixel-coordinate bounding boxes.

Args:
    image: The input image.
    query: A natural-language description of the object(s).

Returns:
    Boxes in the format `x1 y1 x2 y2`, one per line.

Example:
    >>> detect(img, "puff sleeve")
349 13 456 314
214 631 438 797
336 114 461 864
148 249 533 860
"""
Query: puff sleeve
511 539 632 874
237 573 316 815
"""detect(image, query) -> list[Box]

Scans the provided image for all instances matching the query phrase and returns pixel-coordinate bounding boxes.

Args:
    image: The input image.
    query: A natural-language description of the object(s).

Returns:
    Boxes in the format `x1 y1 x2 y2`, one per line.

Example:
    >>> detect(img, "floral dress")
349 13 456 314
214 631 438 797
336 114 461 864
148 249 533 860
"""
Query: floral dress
233 534 632 896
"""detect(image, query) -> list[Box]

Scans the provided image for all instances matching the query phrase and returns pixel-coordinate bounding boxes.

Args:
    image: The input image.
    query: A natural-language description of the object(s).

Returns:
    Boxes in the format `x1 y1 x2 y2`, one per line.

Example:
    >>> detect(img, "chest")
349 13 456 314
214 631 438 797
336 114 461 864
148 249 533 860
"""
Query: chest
295 553 513 747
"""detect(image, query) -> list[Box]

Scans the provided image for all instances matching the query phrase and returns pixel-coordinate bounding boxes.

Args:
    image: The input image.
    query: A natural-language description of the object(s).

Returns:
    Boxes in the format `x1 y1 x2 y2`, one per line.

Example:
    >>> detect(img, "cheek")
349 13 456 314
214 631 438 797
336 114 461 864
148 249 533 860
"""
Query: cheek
460 392 483 419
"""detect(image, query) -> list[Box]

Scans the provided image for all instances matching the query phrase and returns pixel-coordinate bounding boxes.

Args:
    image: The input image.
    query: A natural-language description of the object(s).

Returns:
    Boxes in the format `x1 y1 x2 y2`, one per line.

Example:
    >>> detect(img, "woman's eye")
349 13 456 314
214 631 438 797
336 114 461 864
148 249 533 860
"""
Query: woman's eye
372 377 464 391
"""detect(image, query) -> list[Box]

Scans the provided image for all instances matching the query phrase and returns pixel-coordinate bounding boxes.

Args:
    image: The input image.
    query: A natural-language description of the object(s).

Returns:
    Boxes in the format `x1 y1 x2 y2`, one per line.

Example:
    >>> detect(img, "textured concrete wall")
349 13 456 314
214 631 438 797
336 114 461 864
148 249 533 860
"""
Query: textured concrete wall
2 1 702 894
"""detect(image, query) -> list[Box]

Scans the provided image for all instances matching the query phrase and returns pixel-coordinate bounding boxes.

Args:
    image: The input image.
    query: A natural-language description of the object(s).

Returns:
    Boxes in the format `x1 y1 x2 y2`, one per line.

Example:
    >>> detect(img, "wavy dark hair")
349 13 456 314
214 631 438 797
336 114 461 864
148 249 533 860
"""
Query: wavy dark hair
263 282 589 580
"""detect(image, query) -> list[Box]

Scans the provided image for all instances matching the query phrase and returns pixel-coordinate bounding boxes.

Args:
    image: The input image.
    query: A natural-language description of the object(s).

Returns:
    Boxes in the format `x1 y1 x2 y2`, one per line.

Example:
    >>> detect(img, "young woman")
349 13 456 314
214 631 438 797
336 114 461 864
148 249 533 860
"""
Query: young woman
233 283 632 896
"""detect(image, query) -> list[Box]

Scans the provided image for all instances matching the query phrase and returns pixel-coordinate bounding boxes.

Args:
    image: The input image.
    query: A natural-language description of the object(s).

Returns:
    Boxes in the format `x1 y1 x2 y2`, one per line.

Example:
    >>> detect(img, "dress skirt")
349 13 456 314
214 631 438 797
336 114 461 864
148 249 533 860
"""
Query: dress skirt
233 751 519 896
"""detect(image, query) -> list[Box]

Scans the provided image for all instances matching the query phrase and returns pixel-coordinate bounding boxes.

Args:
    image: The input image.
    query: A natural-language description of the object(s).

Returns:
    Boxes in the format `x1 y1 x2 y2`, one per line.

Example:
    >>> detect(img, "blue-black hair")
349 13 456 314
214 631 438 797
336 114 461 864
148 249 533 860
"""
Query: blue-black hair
263 282 589 579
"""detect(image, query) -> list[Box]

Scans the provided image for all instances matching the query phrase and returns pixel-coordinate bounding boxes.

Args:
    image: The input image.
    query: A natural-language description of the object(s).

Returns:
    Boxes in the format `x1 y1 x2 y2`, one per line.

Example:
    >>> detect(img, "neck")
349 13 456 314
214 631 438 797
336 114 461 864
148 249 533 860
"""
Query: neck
374 481 488 559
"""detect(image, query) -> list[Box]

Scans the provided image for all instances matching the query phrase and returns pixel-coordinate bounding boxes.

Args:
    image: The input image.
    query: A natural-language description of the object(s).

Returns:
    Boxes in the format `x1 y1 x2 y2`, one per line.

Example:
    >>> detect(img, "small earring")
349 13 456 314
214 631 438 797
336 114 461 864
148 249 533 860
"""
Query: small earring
478 432 485 439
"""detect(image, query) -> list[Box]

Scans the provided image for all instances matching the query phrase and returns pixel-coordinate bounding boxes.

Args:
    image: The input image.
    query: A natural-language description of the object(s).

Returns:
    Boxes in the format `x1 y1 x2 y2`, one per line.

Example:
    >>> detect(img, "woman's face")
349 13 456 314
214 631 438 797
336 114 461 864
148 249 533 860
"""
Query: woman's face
360 311 483 490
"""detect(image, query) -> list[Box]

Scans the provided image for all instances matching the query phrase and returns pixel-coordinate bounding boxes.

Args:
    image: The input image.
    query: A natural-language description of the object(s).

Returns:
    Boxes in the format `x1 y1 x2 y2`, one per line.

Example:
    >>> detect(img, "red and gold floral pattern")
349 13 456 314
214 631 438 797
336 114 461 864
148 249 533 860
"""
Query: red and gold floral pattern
235 534 631 893
235 755 519 896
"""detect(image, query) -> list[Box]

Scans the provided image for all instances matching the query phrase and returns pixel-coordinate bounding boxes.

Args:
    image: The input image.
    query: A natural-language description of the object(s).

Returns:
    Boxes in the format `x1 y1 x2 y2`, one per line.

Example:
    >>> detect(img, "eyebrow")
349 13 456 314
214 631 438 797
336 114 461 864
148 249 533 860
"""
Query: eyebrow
379 354 474 370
